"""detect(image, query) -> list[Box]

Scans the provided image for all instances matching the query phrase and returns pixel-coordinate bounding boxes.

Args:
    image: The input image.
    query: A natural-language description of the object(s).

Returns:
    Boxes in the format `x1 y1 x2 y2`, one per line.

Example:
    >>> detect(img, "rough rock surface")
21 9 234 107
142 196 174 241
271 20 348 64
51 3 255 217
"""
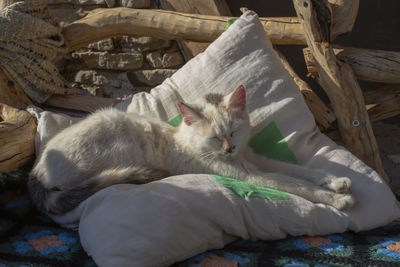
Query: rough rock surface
162 52 184 68
72 51 144 70
87 39 115 51
51 0 185 98
128 69 177 86
146 52 163 68
120 36 171 52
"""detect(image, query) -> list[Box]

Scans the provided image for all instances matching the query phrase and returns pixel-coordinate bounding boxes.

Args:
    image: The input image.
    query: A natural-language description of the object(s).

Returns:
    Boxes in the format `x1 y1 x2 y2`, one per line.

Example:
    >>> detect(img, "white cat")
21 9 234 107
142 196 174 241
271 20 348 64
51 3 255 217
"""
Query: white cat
29 85 355 214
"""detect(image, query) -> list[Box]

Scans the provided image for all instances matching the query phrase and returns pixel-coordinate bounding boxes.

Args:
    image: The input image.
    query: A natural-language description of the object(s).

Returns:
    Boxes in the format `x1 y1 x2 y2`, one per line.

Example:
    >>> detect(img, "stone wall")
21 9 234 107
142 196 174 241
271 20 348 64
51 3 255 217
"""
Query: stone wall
50 0 185 99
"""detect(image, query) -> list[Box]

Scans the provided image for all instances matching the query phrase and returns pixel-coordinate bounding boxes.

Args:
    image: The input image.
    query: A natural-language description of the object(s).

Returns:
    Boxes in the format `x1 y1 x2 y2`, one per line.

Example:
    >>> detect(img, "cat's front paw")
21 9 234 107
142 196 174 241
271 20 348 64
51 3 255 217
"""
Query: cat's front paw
322 177 351 193
332 194 355 210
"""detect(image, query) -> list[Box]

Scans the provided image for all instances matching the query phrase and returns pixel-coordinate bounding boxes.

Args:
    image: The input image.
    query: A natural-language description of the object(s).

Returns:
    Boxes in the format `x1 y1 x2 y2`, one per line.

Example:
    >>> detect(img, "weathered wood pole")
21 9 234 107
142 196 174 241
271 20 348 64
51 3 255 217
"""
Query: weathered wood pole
304 47 400 84
0 66 36 173
292 0 388 182
62 8 307 51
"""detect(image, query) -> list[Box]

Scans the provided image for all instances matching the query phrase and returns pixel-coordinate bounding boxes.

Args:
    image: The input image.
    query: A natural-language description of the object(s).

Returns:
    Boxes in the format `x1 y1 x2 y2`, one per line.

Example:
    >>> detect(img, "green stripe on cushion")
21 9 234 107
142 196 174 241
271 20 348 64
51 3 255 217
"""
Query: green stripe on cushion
211 174 291 200
168 114 182 127
248 122 298 164
225 18 237 29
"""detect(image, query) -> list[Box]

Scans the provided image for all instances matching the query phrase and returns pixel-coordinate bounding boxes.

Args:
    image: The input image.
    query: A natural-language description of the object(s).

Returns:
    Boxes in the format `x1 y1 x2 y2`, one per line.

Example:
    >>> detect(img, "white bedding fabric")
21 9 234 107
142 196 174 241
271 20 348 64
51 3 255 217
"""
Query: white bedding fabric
30 11 400 267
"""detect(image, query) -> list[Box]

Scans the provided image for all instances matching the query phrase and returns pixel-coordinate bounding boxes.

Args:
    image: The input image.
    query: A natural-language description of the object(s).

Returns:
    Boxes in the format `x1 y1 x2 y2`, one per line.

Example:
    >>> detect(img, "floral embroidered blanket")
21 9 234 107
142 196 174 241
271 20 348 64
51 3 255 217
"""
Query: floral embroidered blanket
1 167 400 267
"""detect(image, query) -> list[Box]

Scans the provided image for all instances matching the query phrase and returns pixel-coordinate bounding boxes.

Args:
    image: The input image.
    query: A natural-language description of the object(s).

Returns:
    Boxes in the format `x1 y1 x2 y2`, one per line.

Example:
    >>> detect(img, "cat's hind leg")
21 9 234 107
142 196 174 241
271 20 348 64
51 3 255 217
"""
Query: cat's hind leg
331 193 355 210
321 177 351 194
241 159 352 194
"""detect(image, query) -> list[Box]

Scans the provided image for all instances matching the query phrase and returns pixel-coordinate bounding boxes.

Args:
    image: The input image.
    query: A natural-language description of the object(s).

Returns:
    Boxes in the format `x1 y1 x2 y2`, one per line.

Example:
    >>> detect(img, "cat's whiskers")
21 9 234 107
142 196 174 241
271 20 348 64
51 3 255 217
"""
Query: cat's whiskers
199 152 219 168
203 153 218 168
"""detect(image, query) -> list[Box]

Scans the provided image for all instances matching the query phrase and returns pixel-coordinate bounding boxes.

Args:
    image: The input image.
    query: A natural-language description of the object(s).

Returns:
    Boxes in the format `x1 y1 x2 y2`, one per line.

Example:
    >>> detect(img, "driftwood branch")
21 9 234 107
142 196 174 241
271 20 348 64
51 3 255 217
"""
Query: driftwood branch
368 98 400 123
305 49 400 121
0 66 36 173
45 95 121 113
63 0 361 52
63 8 306 51
304 46 400 83
293 0 388 182
363 83 400 105
329 0 359 38
275 49 336 130
364 84 400 122
0 104 36 173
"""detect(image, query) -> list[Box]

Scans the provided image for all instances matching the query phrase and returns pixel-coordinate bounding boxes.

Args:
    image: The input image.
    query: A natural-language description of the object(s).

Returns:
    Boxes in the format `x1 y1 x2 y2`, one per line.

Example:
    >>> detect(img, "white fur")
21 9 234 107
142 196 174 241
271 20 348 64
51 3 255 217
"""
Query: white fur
31 88 355 212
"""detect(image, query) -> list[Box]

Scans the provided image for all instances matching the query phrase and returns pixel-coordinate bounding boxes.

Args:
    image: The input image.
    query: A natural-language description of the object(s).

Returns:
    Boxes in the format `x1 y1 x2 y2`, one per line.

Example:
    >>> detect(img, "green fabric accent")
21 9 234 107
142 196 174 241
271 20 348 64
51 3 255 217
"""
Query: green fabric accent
248 122 298 164
168 114 182 127
225 18 237 29
211 174 291 200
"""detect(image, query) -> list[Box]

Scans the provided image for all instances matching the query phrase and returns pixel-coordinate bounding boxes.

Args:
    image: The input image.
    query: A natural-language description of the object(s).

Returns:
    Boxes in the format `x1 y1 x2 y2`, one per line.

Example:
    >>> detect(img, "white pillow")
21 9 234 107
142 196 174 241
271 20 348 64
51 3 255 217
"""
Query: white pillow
37 11 400 267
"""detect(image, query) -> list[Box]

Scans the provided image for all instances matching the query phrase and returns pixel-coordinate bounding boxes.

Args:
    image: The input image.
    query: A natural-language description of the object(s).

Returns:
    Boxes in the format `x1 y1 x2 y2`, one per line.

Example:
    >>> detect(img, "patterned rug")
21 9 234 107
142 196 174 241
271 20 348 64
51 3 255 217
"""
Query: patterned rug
0 165 94 267
1 166 400 267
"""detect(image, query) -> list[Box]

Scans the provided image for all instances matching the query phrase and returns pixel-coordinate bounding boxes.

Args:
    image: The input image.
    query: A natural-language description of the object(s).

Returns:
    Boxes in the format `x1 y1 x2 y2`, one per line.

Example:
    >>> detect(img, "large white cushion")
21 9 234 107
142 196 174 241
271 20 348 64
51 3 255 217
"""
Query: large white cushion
31 11 400 267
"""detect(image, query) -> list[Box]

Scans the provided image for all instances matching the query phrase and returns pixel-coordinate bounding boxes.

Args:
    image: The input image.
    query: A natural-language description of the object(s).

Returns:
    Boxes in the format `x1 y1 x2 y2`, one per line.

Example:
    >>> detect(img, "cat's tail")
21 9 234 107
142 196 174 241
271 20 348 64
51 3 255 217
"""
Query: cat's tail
28 166 169 215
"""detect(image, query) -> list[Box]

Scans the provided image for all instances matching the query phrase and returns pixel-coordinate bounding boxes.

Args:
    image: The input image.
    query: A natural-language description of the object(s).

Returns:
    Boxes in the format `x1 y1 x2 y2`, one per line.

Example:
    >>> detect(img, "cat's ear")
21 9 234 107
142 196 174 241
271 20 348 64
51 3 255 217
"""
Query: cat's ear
177 101 203 126
227 85 246 111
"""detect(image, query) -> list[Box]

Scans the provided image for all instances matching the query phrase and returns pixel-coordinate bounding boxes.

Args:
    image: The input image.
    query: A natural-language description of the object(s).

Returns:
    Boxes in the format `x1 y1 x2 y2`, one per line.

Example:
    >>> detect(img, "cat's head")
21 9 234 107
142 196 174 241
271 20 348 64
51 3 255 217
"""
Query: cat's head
176 85 250 160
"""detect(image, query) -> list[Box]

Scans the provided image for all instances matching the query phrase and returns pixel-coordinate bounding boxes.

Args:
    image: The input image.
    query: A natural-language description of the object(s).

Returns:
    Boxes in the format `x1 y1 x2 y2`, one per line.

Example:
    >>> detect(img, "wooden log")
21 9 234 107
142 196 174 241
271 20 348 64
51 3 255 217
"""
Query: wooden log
367 98 400 122
304 46 400 83
293 0 388 182
329 0 359 38
0 104 36 173
0 66 36 173
305 51 400 121
364 84 400 122
363 83 400 105
335 46 400 84
45 95 122 113
63 8 306 51
275 48 336 130
160 0 231 60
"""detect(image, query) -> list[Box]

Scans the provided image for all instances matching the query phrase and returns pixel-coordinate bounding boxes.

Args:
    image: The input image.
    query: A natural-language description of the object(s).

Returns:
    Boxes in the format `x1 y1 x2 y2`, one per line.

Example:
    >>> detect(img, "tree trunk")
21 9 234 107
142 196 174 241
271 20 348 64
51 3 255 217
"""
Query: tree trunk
63 8 307 51
293 0 388 182
304 46 400 83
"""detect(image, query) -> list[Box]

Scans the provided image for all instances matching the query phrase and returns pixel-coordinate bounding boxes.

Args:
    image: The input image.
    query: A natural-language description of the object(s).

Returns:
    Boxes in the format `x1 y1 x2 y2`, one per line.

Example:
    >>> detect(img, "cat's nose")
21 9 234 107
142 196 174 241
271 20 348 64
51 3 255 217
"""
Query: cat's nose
222 138 235 154
226 145 236 154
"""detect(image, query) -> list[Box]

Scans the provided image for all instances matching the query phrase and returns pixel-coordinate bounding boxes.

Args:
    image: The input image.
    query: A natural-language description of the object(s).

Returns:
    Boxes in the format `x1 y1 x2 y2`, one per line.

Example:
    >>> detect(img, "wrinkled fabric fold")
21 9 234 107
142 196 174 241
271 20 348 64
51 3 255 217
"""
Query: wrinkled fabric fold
0 0 66 103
